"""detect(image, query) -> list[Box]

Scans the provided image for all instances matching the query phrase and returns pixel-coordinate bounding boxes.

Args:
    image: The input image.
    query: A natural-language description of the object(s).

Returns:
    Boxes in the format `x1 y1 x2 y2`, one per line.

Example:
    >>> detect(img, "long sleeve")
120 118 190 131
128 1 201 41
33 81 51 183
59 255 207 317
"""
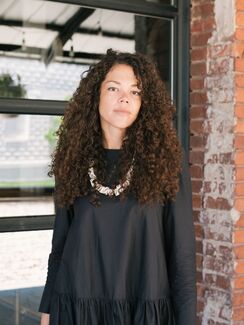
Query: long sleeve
39 204 73 313
163 149 197 325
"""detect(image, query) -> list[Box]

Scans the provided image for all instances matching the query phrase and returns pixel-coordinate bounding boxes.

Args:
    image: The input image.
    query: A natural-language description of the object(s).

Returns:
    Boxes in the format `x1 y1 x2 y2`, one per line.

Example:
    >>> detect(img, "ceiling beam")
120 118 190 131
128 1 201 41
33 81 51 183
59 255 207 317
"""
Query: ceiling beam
0 18 134 40
0 44 103 63
43 7 95 65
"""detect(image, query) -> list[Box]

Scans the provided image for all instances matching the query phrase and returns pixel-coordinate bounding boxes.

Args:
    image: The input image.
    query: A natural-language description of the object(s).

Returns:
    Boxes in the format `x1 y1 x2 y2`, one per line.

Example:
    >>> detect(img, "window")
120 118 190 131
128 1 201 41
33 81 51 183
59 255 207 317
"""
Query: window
0 0 189 323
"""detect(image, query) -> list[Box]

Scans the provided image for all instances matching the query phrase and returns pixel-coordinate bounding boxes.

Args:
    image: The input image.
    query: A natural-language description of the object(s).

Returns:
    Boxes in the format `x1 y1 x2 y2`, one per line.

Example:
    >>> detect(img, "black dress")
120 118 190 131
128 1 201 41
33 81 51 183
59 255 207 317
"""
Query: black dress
39 148 196 325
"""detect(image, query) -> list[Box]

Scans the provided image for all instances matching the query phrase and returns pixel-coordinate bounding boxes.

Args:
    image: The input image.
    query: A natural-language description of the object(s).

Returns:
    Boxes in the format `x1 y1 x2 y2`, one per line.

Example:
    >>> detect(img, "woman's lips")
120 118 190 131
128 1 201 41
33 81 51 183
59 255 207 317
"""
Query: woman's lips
114 109 131 114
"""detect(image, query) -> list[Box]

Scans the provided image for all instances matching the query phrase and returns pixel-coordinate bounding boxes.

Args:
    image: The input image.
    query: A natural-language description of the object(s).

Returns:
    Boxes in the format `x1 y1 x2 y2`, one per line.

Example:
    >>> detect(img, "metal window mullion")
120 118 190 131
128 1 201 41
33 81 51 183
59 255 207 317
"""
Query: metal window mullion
0 98 66 115
176 0 190 152
0 215 55 232
47 0 178 19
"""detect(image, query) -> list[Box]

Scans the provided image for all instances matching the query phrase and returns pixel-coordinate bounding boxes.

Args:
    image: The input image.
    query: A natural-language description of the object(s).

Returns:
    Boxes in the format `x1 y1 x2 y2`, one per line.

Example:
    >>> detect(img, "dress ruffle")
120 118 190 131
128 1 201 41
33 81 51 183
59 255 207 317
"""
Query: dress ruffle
49 293 175 325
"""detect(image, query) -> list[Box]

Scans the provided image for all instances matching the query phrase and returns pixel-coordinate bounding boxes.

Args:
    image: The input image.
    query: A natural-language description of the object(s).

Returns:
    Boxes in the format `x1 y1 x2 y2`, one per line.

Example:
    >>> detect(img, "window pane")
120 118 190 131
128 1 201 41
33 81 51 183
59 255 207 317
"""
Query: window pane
0 230 51 324
0 1 172 101
0 114 59 217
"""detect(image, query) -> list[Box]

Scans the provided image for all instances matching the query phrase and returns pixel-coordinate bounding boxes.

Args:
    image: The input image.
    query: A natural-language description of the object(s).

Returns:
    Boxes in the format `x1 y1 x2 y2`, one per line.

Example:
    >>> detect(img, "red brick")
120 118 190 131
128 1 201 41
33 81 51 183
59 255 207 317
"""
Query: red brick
190 106 207 119
237 0 244 10
236 59 244 72
235 105 244 118
191 3 214 19
191 19 203 33
190 92 208 105
196 254 203 268
196 239 203 254
233 306 244 321
192 179 202 193
236 28 244 41
191 32 212 47
235 198 244 211
233 291 244 306
196 269 203 282
191 62 206 76
219 245 233 258
235 183 244 196
190 150 204 164
205 196 231 210
233 43 244 58
234 230 244 244
206 152 233 164
235 75 244 88
236 214 244 227
191 47 207 61
197 299 204 313
236 152 244 165
233 276 244 289
190 119 205 134
195 223 203 238
203 181 211 193
192 194 202 209
190 165 203 179
190 78 205 90
236 88 244 103
204 256 232 274
202 16 215 31
193 210 201 223
234 246 244 259
235 119 244 133
191 16 215 33
204 273 230 290
196 283 205 298
235 136 244 149
237 13 244 28
204 241 216 255
190 135 206 148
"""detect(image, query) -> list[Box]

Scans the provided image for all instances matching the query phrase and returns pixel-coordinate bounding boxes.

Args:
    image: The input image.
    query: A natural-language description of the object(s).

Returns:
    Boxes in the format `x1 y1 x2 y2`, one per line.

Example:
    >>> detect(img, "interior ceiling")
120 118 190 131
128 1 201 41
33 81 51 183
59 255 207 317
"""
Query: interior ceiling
0 0 135 64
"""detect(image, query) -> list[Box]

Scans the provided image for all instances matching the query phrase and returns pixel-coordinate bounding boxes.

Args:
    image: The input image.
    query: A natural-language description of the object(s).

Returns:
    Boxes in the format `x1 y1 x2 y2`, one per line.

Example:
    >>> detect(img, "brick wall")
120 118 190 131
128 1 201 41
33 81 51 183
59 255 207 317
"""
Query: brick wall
233 0 244 323
190 0 244 324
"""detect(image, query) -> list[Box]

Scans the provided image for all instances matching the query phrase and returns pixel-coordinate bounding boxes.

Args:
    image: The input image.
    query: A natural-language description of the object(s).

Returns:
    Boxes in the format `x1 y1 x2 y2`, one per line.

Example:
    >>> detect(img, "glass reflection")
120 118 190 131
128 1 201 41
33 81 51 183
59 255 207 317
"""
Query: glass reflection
135 17 172 91
0 114 59 217
0 1 172 217
0 230 52 324
0 0 172 100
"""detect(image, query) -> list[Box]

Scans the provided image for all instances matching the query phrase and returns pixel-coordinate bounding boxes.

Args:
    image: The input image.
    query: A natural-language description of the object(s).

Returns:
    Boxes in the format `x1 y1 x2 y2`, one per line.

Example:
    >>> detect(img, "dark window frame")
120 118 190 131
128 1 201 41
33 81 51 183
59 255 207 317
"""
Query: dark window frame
0 0 190 232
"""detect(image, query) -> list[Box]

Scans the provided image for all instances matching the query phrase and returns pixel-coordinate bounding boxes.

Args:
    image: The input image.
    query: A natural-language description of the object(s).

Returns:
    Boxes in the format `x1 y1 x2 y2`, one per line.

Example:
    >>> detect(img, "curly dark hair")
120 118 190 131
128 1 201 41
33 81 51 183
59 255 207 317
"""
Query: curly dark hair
49 48 183 208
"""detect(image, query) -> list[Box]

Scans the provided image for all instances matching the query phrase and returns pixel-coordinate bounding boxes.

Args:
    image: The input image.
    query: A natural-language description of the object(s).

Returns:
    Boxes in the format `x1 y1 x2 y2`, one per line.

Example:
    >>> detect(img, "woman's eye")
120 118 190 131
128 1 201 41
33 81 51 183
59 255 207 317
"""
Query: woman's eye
132 90 141 96
108 87 117 91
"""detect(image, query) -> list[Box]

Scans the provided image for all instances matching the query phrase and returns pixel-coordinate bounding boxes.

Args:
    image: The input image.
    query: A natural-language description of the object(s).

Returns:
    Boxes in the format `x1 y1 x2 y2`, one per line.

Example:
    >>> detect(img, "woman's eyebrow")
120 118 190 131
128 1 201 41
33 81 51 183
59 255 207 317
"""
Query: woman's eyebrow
105 80 140 87
105 80 120 85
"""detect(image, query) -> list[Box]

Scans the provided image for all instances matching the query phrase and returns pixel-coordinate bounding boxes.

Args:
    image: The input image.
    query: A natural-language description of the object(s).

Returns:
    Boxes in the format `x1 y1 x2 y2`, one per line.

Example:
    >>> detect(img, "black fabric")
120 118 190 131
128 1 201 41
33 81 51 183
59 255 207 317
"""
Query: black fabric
39 148 197 325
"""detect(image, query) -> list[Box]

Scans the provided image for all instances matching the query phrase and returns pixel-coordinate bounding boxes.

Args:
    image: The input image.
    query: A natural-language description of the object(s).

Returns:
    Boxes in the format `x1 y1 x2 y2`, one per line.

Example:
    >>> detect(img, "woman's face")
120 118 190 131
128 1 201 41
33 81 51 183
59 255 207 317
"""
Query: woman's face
98 63 142 133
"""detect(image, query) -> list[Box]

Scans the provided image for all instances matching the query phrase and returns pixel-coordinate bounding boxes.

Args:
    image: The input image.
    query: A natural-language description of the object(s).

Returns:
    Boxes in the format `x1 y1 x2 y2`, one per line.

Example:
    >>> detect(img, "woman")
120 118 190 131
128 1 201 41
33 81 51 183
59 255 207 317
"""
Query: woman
39 49 196 325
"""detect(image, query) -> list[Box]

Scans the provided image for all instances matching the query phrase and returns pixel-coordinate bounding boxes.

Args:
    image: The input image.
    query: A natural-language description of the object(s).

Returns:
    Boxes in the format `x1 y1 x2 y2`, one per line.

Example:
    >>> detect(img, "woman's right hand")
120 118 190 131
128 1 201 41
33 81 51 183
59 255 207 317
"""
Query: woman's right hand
40 313 50 325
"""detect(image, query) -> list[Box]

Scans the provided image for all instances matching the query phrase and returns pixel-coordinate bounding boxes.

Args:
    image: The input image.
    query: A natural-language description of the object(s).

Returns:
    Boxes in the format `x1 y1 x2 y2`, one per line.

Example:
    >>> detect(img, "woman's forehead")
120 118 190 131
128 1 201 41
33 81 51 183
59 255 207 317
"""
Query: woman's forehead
103 64 141 85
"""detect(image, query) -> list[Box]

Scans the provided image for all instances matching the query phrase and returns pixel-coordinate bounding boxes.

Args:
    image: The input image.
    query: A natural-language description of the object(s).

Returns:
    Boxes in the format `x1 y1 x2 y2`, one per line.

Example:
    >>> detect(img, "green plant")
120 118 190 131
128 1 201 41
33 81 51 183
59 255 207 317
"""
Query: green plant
45 116 62 148
0 73 26 98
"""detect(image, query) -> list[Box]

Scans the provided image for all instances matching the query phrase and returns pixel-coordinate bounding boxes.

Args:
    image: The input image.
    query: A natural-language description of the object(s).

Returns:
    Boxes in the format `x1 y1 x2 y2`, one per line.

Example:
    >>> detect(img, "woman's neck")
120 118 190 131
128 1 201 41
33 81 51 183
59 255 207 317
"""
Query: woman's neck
102 137 123 149
101 126 126 149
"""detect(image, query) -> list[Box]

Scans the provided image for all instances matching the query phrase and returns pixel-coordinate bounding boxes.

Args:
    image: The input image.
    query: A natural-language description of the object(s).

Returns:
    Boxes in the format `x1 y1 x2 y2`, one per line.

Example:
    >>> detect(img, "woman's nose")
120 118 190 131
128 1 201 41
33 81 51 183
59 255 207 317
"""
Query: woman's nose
119 92 129 103
119 97 129 103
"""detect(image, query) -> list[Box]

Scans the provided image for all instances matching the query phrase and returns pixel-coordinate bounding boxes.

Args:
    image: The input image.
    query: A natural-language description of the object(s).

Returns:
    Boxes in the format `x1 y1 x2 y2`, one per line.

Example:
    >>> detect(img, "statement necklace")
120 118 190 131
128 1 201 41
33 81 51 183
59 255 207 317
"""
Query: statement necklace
88 161 134 196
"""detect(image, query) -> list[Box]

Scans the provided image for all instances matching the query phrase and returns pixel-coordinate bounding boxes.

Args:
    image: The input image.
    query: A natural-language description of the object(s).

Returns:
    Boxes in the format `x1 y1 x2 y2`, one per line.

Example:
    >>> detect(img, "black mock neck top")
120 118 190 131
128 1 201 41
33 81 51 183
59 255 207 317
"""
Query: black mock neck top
39 148 196 325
